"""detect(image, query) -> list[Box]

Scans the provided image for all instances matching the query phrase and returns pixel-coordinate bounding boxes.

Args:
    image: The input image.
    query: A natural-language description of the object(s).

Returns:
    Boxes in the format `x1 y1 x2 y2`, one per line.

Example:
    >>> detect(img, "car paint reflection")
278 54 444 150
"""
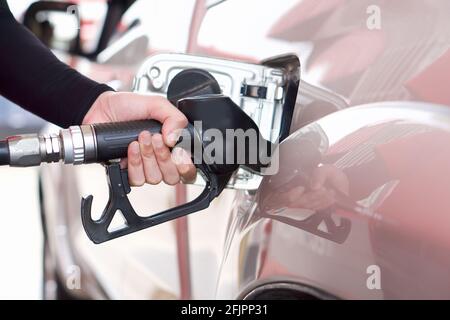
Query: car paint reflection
235 102 450 299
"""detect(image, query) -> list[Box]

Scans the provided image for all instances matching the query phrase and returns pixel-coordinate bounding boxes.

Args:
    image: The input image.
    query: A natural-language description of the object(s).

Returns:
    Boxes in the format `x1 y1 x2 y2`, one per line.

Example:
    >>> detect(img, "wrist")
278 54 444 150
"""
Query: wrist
82 90 115 125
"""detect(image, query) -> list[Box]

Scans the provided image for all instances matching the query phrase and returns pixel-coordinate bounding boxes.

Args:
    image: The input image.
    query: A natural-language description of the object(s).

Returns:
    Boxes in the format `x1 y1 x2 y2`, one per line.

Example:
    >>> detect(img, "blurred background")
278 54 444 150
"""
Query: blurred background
0 1 45 300
0 0 109 299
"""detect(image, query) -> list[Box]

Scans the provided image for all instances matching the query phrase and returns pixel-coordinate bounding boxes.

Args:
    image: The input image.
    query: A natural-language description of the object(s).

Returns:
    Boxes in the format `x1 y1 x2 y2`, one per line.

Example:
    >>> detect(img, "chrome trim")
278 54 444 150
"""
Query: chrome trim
69 126 85 165
80 125 97 163
60 126 85 165
241 281 337 300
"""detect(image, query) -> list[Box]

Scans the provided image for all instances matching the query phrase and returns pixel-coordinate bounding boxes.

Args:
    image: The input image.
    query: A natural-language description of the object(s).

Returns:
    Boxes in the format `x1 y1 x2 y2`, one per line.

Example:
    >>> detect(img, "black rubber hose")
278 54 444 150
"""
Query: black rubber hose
0 140 10 165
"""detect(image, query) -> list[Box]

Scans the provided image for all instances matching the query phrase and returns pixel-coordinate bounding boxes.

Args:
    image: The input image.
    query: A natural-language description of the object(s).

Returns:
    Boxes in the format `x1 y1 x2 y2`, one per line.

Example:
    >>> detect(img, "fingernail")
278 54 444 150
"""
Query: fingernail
141 131 152 146
131 142 140 155
168 132 181 146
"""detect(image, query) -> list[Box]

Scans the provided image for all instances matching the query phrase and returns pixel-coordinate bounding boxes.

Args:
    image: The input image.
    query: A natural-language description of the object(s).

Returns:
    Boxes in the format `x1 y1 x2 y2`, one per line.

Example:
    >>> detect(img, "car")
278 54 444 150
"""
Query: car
31 0 450 299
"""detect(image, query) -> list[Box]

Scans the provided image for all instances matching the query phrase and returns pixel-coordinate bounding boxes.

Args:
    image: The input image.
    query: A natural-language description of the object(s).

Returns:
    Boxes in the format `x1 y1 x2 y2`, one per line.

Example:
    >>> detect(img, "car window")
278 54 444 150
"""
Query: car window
110 0 196 53
197 0 311 63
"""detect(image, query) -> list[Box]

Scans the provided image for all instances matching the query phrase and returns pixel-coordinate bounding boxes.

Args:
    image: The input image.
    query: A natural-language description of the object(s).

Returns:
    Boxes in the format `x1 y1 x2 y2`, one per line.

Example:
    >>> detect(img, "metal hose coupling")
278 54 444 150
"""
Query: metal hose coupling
60 125 97 165
6 125 97 167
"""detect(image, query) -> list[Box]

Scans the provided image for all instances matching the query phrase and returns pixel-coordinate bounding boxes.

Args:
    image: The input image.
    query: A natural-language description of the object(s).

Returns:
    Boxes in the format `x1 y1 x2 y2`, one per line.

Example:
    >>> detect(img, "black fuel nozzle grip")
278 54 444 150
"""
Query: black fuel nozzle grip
81 69 273 243
80 95 270 243
81 118 233 243
178 95 273 175
93 120 162 163
81 162 229 244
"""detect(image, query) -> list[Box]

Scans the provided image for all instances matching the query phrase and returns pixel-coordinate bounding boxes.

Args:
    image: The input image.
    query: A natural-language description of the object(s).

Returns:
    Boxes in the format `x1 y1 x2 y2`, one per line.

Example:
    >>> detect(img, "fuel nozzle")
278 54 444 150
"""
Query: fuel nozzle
0 119 164 168
0 68 277 244
2 133 61 167
0 126 90 167
1 126 88 167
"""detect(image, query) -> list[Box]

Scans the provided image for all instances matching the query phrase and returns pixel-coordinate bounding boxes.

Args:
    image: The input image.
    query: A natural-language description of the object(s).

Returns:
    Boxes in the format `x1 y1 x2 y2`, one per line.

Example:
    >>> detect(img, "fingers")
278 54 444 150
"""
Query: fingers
310 165 329 191
127 141 145 186
88 92 195 186
172 147 197 183
310 164 350 195
96 93 188 147
291 189 336 211
127 131 197 186
139 131 162 184
145 96 188 147
286 186 306 204
152 134 180 185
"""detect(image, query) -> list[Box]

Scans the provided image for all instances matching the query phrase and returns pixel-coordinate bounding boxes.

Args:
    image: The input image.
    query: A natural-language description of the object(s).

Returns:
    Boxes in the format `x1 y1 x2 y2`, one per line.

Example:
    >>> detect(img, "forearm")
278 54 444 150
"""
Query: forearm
0 1 112 127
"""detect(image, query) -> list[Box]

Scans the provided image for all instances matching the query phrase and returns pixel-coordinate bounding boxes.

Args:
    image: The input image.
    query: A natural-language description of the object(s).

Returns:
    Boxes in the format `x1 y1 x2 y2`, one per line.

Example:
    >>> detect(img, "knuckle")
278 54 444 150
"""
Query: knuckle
128 142 142 166
157 148 171 161
145 167 162 184
141 145 154 158
153 95 167 105
129 155 141 167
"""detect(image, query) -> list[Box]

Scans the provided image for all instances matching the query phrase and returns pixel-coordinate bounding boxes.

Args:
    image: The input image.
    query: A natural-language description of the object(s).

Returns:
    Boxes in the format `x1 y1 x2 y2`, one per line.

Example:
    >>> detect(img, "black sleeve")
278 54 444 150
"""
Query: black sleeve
0 1 113 128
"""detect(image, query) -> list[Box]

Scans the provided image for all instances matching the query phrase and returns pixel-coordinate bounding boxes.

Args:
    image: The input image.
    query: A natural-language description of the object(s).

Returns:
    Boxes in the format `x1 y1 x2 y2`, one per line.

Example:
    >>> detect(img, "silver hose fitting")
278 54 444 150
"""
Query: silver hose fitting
7 134 46 167
60 126 85 165
7 125 97 167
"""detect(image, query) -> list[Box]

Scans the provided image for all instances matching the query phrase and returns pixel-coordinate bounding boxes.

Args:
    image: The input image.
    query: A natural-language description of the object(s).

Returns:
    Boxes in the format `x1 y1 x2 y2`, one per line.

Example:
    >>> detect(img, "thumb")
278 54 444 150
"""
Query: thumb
145 96 188 147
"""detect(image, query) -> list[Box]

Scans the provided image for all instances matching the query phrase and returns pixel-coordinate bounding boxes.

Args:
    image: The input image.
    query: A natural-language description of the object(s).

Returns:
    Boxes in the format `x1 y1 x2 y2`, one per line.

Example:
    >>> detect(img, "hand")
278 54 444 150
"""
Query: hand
83 91 197 186
266 165 349 212
291 165 349 211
